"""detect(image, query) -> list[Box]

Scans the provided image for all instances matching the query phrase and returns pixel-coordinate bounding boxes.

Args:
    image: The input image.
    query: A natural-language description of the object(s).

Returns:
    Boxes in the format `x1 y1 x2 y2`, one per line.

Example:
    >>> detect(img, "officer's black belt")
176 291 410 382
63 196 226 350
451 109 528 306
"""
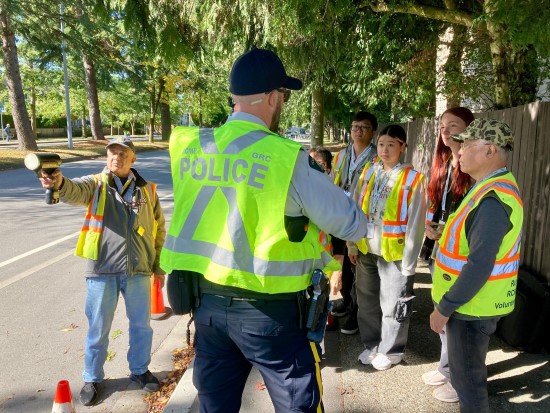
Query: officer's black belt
198 274 300 301
201 291 298 301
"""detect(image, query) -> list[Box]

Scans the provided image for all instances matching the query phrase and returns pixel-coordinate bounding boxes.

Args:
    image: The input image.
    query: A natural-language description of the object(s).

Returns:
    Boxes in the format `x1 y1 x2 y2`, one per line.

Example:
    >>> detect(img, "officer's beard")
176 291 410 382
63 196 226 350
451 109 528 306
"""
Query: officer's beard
269 97 283 133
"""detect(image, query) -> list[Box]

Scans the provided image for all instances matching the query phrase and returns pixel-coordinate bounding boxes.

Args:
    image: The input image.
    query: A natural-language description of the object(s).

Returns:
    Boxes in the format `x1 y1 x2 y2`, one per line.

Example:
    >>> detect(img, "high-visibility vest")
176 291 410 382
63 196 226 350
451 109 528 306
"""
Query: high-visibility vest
332 148 347 187
75 173 157 260
432 172 523 317
356 163 424 261
161 121 339 294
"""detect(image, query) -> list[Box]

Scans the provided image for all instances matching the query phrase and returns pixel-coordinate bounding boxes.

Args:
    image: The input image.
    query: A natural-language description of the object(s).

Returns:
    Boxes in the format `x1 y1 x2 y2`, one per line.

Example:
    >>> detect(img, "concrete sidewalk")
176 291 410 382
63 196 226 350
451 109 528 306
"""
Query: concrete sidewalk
164 263 550 413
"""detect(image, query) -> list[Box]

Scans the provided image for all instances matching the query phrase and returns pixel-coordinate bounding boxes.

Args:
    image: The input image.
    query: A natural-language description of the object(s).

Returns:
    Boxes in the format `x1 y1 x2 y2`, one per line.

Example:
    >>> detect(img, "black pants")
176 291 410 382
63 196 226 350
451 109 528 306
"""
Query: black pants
193 294 324 413
341 251 358 319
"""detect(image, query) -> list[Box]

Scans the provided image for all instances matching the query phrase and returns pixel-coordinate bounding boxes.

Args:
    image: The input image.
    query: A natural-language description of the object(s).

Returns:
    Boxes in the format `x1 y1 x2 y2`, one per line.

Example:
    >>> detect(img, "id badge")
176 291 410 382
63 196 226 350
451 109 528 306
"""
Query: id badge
366 222 375 239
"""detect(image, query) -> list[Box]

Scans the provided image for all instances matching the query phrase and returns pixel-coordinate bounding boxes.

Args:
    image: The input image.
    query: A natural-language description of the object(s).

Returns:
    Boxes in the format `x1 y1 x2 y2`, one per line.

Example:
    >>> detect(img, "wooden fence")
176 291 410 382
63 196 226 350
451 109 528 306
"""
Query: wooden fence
402 101 550 282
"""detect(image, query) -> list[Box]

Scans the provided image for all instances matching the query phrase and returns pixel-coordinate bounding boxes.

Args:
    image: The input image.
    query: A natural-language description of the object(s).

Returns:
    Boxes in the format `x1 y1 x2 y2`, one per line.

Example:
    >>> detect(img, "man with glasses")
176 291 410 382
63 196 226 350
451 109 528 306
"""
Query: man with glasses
330 111 378 335
430 119 523 412
161 47 370 413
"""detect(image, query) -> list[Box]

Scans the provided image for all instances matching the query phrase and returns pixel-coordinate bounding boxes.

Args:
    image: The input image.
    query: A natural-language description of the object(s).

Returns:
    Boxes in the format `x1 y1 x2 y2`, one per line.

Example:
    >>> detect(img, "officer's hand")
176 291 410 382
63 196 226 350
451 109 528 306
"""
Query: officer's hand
153 273 165 289
425 221 443 240
39 169 63 189
330 270 342 295
348 254 358 266
429 307 449 334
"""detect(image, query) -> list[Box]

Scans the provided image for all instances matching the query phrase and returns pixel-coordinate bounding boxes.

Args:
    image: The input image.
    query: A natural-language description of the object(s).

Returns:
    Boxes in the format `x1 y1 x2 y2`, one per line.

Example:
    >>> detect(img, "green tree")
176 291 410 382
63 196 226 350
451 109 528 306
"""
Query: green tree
367 0 550 108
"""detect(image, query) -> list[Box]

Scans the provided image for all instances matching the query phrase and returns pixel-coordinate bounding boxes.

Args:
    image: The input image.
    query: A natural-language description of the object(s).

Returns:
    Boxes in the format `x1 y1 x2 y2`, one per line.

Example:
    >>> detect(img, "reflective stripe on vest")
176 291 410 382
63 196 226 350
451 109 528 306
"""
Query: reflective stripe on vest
432 174 523 317
161 123 338 294
356 164 423 261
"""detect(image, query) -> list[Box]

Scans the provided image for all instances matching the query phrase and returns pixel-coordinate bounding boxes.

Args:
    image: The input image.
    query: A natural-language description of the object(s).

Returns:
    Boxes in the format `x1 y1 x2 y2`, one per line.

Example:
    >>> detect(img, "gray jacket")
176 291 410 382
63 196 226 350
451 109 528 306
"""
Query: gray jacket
60 167 166 277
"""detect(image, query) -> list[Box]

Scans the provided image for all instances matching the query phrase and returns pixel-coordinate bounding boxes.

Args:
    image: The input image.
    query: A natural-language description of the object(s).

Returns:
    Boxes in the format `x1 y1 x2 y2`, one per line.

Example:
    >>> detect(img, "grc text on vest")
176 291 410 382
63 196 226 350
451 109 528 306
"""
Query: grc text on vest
180 153 269 189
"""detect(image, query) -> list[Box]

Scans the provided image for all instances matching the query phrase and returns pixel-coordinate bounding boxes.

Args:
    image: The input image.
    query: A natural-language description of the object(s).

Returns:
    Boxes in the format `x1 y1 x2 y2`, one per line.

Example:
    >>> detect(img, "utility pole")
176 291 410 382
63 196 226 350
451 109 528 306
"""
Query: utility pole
60 2 73 149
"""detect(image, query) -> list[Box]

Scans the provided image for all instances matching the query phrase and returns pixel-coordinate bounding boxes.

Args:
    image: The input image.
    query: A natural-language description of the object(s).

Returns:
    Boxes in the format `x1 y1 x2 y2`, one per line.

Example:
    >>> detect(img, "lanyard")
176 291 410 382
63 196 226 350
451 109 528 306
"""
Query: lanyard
113 175 136 203
345 144 375 191
440 162 453 223
369 163 401 219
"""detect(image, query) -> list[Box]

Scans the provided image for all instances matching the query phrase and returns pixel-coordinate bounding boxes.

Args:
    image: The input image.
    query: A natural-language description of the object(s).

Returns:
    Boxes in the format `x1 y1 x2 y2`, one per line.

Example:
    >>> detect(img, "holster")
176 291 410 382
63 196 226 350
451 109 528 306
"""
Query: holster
166 270 200 315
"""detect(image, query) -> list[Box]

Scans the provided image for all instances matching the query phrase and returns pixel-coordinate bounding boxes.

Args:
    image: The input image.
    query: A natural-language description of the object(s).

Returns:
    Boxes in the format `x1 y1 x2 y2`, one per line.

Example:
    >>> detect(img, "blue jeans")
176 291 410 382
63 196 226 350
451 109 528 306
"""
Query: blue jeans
83 275 152 383
447 317 499 413
193 294 324 413
355 252 415 355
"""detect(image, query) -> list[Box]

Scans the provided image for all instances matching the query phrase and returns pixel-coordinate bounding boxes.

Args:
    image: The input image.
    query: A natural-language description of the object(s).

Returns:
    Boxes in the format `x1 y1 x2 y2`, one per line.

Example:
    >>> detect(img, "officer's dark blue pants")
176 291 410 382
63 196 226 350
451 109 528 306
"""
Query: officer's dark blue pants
193 293 324 413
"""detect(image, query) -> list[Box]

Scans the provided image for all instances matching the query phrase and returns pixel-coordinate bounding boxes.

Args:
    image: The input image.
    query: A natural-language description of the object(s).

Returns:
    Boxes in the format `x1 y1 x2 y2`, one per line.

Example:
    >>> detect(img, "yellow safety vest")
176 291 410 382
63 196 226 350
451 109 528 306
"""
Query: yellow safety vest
75 173 157 260
432 173 523 317
332 148 347 187
356 163 424 261
161 122 338 294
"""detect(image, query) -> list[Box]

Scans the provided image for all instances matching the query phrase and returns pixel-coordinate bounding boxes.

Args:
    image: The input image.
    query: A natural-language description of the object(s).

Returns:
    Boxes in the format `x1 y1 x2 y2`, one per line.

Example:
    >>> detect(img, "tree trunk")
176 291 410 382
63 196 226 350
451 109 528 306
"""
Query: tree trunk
83 53 104 140
81 104 87 138
30 85 37 137
310 88 324 148
160 101 171 141
0 10 36 150
149 86 156 142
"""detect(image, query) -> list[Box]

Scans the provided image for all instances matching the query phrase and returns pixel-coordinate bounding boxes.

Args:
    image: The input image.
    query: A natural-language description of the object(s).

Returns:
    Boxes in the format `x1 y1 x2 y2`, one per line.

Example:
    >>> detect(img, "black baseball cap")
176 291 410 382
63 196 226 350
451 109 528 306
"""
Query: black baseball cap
229 47 303 95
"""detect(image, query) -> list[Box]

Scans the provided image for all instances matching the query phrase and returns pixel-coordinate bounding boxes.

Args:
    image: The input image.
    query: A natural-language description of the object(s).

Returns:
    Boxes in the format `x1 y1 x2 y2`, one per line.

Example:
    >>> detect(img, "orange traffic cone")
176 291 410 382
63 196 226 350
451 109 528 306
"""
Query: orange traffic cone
150 277 172 320
51 380 76 413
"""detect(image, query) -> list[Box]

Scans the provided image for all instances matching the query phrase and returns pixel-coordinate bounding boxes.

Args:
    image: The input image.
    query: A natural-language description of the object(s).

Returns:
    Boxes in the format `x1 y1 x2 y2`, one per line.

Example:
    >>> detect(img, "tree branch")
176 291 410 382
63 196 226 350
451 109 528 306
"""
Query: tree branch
368 1 475 27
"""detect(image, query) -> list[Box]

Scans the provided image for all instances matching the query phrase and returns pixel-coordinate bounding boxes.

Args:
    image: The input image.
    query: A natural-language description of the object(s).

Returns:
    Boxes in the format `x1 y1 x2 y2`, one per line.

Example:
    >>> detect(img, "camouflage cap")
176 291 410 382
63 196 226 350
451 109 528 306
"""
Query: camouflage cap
453 118 514 150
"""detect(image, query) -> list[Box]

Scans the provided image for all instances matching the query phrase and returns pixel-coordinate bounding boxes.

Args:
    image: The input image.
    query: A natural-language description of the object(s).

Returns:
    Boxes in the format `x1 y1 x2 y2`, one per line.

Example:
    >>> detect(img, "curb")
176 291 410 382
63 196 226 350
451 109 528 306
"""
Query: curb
164 358 197 413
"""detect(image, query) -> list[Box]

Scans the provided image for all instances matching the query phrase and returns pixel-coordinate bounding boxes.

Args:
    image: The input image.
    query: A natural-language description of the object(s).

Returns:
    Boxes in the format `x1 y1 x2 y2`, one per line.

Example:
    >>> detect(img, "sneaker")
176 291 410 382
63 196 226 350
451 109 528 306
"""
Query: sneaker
433 382 459 403
79 382 99 406
130 370 160 392
371 353 402 371
339 316 359 335
358 346 378 365
330 299 347 317
422 370 449 386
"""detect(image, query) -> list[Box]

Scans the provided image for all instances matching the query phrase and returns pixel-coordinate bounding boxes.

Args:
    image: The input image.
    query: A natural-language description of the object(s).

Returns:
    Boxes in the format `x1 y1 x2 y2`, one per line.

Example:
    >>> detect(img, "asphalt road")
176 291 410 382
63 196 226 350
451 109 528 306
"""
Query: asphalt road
0 151 179 412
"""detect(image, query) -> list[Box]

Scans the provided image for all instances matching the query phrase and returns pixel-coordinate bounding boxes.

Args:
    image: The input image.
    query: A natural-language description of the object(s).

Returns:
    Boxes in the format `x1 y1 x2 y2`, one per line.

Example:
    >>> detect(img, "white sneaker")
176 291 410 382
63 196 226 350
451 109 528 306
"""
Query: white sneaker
422 370 449 386
433 382 459 403
357 347 378 365
371 353 402 371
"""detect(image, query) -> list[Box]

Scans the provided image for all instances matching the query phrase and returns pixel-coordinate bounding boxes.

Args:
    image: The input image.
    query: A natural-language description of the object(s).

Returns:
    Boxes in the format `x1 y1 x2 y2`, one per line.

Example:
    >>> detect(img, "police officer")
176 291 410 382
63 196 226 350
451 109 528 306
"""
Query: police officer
429 119 523 412
161 48 369 413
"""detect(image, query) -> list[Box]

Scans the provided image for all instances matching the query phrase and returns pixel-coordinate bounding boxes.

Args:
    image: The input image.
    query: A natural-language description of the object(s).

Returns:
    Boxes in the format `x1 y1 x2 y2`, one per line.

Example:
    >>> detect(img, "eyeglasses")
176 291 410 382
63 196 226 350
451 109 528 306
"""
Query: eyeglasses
251 88 291 106
460 142 493 150
351 125 372 133
268 88 291 103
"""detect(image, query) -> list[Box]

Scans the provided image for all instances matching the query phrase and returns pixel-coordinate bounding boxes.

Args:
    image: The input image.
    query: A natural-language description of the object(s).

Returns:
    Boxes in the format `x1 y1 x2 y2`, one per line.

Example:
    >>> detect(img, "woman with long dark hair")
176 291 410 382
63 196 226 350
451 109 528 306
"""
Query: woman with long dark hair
420 107 474 403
